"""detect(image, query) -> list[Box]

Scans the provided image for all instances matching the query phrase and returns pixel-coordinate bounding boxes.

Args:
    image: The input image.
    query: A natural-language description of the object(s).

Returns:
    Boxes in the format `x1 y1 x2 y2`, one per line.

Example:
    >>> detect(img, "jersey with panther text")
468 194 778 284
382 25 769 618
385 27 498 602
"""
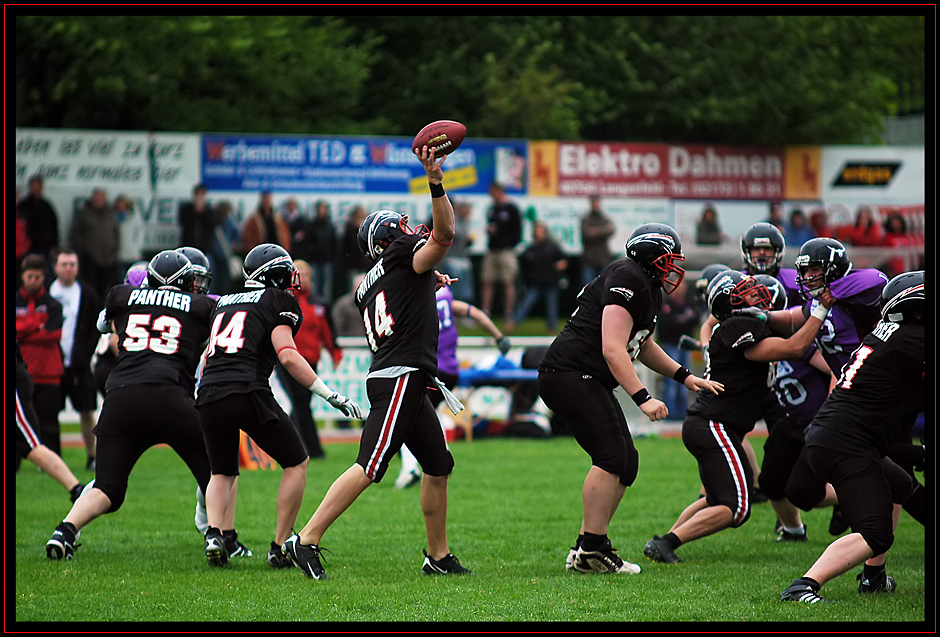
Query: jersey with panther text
195 287 302 404
541 257 661 390
805 321 924 460
103 284 216 393
356 233 439 375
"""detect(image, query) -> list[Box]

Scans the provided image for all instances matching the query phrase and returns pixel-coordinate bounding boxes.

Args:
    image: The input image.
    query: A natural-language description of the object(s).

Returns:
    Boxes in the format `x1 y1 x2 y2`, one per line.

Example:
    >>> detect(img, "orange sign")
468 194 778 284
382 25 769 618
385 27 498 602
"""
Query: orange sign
784 146 821 200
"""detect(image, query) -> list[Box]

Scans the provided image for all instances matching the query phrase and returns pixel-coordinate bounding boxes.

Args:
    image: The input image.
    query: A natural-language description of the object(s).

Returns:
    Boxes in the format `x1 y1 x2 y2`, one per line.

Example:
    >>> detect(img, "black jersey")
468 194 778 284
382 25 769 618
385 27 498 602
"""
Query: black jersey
195 287 303 404
103 284 216 393
541 258 661 390
688 315 775 432
805 321 925 461
356 233 438 375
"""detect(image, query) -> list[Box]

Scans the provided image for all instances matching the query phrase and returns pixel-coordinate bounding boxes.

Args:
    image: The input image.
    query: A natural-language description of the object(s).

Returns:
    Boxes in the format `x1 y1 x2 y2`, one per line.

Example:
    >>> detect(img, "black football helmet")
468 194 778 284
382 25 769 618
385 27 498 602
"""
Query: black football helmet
176 246 212 294
706 270 773 321
881 270 924 324
752 274 788 311
741 222 786 275
357 209 424 261
243 243 299 292
625 223 685 294
794 237 852 299
695 263 733 299
148 250 195 292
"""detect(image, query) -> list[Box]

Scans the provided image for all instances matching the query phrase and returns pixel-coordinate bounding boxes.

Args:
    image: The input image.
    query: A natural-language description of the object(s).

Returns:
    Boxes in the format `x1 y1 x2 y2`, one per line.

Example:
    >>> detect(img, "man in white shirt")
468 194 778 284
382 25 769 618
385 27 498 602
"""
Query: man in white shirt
49 250 101 471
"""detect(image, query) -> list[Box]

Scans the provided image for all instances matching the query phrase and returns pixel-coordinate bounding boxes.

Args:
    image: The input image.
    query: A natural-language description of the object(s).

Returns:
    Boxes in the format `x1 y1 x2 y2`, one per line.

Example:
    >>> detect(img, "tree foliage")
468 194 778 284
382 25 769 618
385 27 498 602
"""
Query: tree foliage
15 14 926 144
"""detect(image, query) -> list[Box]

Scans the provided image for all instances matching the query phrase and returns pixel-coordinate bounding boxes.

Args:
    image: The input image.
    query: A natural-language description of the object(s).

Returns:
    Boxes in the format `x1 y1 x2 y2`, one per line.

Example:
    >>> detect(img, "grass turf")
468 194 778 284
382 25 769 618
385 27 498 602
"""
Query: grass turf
12 435 926 628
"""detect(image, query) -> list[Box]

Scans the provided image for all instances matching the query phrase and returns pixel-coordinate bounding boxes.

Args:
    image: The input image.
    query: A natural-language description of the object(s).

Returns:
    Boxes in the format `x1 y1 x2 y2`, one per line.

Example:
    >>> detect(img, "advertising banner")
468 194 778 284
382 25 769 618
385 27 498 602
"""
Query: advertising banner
200 134 528 196
553 141 785 200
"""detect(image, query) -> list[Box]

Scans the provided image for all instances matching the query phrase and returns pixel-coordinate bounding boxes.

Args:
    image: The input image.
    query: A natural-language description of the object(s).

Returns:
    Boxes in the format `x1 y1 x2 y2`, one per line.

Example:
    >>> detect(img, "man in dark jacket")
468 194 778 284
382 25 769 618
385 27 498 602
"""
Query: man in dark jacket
50 249 101 471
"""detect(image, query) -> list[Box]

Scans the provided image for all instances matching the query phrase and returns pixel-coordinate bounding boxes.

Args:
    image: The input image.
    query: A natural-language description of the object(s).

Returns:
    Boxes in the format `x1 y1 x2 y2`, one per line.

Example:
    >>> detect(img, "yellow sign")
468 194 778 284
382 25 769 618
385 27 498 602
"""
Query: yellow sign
528 141 559 196
410 165 478 194
784 146 821 200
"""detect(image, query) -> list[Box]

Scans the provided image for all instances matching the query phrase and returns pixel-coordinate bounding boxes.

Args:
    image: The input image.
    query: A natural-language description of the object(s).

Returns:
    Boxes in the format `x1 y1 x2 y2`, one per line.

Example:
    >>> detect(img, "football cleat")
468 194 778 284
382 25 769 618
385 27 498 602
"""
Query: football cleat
565 546 578 571
422 550 472 575
194 486 208 535
205 533 229 568
266 541 294 569
394 467 421 490
780 579 828 603
574 539 641 574
283 534 328 580
224 532 253 558
857 571 897 594
776 527 808 543
643 535 682 563
46 523 81 561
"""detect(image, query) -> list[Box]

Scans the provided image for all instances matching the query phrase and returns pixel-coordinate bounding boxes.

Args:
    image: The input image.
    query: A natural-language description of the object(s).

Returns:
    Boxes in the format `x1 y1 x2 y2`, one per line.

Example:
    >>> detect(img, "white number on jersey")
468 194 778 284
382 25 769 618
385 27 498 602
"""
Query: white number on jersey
207 311 247 356
363 291 396 353
123 313 183 354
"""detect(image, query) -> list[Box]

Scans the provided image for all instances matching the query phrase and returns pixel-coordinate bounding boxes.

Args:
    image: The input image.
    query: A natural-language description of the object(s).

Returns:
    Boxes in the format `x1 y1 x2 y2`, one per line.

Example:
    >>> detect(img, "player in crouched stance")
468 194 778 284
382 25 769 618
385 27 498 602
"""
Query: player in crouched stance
538 223 723 575
643 270 833 565
195 243 361 569
284 145 471 580
780 271 924 603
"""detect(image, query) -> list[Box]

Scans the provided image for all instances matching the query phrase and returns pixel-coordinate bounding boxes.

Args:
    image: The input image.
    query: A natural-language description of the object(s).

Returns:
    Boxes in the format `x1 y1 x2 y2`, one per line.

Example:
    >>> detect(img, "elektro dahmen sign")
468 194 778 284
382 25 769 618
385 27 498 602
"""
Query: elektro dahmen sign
557 142 784 200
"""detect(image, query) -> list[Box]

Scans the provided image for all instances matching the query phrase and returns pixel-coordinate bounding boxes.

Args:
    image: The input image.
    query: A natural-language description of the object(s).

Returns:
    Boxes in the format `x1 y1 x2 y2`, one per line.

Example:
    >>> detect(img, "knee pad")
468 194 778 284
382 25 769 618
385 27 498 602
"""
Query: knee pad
421 449 455 478
594 444 639 487
95 481 125 513
856 517 895 557
785 475 827 512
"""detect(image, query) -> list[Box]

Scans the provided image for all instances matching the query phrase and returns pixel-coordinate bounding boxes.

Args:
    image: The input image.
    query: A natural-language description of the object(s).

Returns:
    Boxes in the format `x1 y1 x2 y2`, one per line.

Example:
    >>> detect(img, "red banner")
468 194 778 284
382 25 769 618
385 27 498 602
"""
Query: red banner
556 142 785 200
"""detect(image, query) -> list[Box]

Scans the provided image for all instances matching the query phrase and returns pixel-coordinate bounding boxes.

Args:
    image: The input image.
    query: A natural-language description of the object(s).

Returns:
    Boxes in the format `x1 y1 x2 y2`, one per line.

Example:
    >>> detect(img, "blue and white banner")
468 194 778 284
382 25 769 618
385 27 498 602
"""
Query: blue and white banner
200 134 528 195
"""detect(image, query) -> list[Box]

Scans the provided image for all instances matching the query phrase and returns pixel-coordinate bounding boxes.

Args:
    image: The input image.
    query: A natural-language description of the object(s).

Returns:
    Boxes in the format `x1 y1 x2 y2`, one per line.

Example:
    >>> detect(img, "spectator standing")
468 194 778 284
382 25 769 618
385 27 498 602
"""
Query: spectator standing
767 201 787 234
695 203 725 245
507 221 568 333
15 254 65 456
436 199 476 303
338 205 372 295
655 277 700 420
113 194 145 282
784 208 815 249
808 208 834 239
283 198 312 260
240 190 291 254
580 195 615 286
274 259 344 459
838 205 883 247
49 250 101 471
880 212 915 279
178 183 218 256
308 200 339 302
208 200 241 295
18 174 60 272
481 182 522 324
70 188 120 300
331 273 367 338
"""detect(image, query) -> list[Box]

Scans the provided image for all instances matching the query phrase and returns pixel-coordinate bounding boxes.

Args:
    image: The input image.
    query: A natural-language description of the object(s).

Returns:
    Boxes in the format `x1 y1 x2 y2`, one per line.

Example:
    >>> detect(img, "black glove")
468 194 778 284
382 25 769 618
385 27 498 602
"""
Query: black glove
496 336 511 355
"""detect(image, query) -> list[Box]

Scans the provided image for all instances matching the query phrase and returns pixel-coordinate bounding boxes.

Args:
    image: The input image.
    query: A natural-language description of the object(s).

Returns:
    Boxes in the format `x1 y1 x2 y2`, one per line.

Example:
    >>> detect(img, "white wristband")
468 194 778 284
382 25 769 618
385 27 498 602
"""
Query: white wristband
810 301 829 321
308 377 333 399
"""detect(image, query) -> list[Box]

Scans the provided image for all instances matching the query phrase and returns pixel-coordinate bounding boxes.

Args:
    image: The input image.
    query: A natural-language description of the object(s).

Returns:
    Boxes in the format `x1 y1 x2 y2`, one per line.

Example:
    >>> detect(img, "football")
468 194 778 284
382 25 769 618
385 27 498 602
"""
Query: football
412 120 466 157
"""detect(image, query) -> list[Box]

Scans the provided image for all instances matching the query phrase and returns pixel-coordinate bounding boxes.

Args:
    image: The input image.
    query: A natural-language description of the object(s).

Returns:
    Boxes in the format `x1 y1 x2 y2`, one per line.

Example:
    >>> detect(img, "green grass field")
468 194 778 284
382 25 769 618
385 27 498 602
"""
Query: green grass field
13 435 926 628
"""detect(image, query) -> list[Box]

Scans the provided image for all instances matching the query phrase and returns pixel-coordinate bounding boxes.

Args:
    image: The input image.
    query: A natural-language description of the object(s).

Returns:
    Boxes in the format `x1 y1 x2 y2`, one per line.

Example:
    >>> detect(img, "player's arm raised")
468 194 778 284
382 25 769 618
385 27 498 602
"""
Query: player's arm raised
412 146 455 274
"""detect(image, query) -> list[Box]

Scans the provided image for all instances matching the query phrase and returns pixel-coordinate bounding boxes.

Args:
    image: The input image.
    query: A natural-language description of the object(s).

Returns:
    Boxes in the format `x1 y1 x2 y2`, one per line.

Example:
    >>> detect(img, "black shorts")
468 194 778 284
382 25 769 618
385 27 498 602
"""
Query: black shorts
537 370 638 486
758 414 805 500
94 385 212 512
357 372 453 483
14 388 43 457
59 365 98 412
682 415 754 527
197 388 309 476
